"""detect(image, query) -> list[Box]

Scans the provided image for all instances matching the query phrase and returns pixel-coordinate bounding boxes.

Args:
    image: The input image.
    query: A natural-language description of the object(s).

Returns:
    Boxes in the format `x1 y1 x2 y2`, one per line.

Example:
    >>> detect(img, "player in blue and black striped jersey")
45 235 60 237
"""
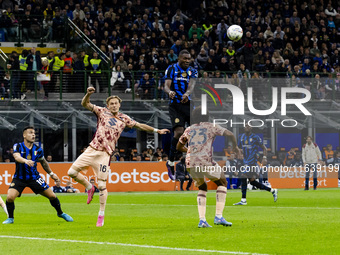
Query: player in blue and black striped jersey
163 50 198 180
2 126 73 224
234 124 278 205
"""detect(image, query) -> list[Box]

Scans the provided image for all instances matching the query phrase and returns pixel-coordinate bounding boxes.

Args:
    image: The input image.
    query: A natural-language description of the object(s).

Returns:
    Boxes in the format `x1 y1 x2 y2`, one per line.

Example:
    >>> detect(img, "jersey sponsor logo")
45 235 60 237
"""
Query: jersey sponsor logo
175 77 188 81
108 118 117 127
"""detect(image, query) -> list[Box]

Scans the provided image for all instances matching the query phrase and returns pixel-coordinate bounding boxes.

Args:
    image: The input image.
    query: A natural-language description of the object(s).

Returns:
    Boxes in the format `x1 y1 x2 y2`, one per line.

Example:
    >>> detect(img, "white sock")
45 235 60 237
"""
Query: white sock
200 217 206 221
99 210 105 216
216 186 227 217
216 214 222 218
86 183 93 190
167 160 174 166
241 198 247 203
270 188 274 193
197 190 207 221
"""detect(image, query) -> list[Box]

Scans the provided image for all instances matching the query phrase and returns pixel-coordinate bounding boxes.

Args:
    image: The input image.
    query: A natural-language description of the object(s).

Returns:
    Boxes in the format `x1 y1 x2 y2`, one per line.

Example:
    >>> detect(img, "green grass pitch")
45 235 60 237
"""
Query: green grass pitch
0 188 339 255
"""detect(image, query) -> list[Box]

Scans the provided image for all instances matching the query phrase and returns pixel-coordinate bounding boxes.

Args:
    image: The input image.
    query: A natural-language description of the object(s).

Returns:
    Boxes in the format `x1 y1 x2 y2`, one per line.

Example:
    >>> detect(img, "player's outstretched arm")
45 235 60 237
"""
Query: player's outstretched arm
176 139 188 153
81 87 95 111
40 158 59 181
13 152 35 167
134 122 170 134
223 130 240 157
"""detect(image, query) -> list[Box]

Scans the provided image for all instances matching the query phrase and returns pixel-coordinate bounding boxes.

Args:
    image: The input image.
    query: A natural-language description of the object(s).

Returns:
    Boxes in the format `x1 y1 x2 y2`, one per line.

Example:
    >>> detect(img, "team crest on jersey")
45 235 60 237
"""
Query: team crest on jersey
27 155 32 160
182 72 187 78
10 183 15 187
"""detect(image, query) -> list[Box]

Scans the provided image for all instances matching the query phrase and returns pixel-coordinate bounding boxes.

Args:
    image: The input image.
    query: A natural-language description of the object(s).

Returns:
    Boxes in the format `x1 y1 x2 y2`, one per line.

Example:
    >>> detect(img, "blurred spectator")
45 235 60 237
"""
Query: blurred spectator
323 144 334 160
137 73 154 99
111 65 126 90
73 4 85 21
284 148 296 166
216 19 228 44
85 179 99 193
90 52 103 91
65 181 80 193
188 23 203 40
52 180 66 193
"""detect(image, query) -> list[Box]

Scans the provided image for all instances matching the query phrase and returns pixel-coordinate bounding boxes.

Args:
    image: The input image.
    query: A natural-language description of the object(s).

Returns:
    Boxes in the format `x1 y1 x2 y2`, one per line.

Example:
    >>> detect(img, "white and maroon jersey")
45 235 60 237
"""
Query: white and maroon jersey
90 105 136 155
179 122 227 168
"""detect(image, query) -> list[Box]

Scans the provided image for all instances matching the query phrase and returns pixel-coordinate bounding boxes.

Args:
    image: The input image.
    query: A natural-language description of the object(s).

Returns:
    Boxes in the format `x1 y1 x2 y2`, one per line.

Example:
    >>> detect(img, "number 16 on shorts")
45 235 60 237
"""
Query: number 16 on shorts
99 164 107 172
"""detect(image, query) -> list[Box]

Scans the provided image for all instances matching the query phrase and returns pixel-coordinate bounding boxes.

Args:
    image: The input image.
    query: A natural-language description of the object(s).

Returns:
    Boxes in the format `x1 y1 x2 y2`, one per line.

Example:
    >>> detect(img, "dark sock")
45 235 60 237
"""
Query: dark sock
241 178 247 198
169 137 179 162
250 180 271 192
50 197 63 215
187 179 192 189
6 201 14 218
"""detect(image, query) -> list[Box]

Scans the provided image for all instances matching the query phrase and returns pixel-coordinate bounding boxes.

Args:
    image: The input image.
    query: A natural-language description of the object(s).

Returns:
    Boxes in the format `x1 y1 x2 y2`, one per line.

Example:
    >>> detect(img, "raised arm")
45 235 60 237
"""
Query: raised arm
134 122 170 134
81 87 95 111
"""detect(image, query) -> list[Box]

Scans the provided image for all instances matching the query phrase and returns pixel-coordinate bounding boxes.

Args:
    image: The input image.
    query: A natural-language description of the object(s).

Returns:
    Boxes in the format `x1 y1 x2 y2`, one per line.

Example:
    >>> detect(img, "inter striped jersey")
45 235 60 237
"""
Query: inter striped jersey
13 142 44 180
238 133 263 165
164 63 198 104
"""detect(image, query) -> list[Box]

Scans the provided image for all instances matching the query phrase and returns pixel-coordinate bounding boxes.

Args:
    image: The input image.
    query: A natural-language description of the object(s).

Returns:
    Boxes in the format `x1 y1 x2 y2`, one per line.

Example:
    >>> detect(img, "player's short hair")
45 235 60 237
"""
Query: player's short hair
106 95 122 104
306 135 313 140
191 106 209 124
23 126 35 133
179 50 190 57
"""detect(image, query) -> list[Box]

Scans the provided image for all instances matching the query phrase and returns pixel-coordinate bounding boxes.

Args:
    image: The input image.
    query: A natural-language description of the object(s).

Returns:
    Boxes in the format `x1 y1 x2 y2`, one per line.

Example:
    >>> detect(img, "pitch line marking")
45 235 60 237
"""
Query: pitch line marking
106 203 340 210
0 235 269 255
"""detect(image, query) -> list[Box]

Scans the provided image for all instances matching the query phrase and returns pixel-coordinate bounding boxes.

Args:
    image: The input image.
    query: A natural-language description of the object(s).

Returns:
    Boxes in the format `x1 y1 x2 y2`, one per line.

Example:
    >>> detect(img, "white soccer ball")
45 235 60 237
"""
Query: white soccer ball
227 25 243 42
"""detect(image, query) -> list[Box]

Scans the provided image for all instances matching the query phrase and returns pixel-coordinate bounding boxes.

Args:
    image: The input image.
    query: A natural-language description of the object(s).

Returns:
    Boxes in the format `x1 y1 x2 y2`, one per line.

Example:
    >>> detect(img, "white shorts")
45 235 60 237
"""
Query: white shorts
71 146 111 180
188 162 225 187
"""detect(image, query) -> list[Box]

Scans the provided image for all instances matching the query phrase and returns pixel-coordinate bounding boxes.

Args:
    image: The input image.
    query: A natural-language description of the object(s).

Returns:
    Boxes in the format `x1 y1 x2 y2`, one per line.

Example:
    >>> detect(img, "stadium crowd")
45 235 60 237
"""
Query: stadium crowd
1 0 340 99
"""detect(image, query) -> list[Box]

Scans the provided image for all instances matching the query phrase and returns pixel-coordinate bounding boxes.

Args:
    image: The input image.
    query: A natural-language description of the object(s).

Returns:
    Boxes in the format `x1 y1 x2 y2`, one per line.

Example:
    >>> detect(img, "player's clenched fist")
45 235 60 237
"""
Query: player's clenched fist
87 87 96 94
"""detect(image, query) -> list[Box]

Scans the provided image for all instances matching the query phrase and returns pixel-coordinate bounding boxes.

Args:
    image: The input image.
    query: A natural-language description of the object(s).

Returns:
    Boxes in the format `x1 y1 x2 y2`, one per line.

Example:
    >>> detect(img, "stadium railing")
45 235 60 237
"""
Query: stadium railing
1 69 340 101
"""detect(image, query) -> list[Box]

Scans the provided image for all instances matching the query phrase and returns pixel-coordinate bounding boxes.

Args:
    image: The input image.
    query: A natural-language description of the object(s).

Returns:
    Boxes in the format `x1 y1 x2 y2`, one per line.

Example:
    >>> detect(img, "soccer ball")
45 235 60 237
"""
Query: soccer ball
227 25 243 42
